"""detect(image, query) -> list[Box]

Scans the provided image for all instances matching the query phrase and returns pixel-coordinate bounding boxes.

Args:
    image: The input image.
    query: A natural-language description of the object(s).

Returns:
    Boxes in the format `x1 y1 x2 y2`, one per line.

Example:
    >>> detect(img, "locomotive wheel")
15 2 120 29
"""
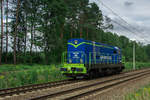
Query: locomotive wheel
72 76 77 80
114 68 122 74
89 71 94 79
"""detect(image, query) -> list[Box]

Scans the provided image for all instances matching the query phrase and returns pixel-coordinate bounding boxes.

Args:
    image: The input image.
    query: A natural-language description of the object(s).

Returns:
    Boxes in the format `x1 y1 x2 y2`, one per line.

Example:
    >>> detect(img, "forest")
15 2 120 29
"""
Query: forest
0 0 150 65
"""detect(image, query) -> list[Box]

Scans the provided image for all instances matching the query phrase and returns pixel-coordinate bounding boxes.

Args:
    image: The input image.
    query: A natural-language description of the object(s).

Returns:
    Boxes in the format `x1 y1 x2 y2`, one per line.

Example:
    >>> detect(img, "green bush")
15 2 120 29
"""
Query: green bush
124 62 150 71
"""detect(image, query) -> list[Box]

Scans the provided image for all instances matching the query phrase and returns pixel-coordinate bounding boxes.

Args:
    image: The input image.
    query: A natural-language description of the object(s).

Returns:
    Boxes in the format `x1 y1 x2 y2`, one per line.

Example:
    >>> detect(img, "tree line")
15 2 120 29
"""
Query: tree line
0 0 150 65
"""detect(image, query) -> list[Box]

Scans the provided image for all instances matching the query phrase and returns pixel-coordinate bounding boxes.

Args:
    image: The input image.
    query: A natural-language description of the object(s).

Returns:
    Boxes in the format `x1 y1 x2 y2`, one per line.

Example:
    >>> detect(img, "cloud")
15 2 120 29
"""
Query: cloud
110 18 150 43
90 0 150 44
124 1 134 6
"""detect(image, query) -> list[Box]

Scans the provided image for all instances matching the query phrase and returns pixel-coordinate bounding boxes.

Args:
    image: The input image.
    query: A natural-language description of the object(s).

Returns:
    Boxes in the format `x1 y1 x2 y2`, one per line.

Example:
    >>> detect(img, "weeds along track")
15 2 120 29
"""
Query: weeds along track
0 68 149 99
0 79 81 97
29 68 150 100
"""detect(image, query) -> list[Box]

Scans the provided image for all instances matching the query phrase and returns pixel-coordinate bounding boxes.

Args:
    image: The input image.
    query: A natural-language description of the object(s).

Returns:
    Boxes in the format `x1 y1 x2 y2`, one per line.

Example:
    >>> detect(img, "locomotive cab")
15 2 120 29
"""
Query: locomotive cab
60 39 87 78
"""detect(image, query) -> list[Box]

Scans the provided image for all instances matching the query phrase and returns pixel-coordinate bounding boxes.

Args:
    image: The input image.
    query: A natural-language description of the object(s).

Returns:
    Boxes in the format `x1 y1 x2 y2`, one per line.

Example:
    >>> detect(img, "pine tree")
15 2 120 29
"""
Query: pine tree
5 0 9 63
14 0 20 64
0 0 4 65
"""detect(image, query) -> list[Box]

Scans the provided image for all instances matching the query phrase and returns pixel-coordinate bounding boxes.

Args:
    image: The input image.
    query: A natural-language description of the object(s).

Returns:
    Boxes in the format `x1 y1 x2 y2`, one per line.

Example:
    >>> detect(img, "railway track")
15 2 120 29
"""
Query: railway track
0 79 80 97
0 68 149 100
0 70 133 97
29 68 150 100
65 71 150 100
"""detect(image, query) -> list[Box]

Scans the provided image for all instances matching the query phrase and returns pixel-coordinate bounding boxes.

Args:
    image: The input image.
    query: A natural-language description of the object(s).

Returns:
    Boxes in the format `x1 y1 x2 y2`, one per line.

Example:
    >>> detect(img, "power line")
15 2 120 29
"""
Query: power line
95 0 150 43
109 18 140 40
98 0 150 43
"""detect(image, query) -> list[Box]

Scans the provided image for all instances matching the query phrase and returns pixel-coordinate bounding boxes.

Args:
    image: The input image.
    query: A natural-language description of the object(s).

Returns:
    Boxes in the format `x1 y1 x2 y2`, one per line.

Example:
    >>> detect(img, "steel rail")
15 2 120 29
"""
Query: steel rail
65 72 150 100
0 79 78 97
30 68 150 100
0 68 149 98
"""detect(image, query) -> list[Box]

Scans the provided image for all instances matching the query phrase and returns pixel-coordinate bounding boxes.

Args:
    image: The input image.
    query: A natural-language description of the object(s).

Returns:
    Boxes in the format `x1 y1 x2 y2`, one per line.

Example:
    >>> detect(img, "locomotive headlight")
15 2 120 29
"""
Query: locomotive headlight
80 59 83 63
75 40 78 45
69 59 72 63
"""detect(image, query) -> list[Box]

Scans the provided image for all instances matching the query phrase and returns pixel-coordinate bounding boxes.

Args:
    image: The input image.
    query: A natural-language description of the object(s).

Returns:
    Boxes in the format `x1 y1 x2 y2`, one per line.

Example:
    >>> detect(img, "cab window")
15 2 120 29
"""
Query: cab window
114 50 117 54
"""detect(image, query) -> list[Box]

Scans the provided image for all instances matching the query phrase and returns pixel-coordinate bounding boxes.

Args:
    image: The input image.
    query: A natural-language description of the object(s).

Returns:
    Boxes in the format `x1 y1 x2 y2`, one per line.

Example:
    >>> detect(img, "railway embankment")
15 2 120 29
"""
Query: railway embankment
0 68 150 100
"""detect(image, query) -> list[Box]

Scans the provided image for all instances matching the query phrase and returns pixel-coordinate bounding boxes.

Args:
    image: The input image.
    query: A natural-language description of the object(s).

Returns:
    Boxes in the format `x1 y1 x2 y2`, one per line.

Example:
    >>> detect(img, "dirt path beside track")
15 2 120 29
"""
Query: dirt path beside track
82 73 150 100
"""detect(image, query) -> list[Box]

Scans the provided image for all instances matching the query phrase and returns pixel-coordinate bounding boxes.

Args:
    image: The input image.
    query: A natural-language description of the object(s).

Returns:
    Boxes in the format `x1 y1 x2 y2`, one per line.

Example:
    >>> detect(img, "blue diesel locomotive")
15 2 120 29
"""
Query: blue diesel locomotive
61 38 125 78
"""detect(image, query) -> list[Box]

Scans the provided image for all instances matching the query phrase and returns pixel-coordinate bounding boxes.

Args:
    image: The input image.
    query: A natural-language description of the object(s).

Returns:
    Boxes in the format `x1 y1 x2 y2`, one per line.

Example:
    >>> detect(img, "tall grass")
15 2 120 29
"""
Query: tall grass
124 62 150 71
0 64 67 89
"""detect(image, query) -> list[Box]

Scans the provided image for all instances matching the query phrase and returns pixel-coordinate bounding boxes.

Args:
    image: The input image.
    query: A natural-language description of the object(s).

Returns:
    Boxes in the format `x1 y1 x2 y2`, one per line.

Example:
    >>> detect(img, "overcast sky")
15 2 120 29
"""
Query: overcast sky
90 0 150 44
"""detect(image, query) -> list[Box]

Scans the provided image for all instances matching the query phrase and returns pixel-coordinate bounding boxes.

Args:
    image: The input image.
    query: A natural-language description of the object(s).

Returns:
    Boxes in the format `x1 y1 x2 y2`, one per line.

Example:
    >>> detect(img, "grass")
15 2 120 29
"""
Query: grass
0 64 68 89
124 84 150 100
0 64 55 73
